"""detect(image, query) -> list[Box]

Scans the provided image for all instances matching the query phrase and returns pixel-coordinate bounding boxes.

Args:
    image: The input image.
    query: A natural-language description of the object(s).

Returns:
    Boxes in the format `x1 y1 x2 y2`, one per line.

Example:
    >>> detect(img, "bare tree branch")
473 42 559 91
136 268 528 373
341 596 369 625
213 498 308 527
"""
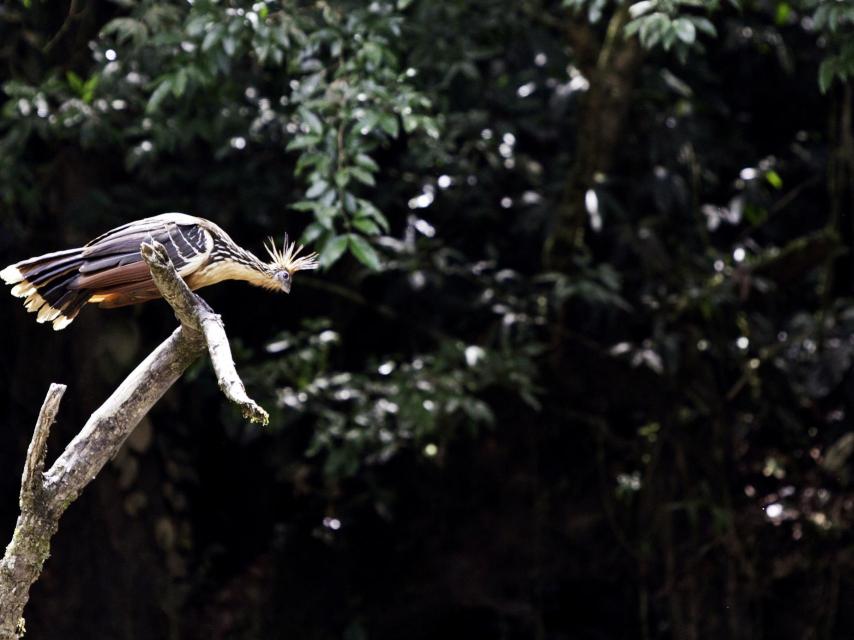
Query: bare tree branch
141 240 269 425
0 241 269 639
140 240 207 331
21 384 65 505
197 305 269 424
42 326 203 504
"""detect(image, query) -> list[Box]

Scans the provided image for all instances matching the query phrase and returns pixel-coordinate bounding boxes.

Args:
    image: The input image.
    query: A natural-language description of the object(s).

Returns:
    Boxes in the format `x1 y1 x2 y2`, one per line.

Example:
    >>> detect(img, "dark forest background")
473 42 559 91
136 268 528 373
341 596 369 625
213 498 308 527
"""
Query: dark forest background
2 0 854 638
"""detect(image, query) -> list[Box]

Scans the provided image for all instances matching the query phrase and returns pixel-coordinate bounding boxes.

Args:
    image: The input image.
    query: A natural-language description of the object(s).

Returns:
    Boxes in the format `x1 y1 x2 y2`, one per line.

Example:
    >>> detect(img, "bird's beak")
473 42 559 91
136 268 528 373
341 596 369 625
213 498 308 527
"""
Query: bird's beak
282 280 291 294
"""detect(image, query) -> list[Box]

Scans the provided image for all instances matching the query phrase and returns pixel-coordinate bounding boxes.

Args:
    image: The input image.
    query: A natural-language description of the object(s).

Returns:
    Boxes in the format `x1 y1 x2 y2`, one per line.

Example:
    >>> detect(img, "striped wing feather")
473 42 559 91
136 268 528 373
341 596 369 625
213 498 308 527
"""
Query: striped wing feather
83 212 203 248
1 213 222 327
72 215 213 306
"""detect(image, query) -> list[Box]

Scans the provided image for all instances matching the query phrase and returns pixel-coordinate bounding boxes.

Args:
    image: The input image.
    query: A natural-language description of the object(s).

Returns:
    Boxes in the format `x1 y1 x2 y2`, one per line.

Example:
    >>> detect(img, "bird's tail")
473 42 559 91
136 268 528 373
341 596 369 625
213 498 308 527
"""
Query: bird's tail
1 248 91 330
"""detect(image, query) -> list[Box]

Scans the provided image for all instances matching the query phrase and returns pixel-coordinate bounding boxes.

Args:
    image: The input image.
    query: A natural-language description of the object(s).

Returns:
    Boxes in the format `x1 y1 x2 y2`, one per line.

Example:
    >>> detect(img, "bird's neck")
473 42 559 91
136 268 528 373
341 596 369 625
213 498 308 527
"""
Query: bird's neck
188 236 275 290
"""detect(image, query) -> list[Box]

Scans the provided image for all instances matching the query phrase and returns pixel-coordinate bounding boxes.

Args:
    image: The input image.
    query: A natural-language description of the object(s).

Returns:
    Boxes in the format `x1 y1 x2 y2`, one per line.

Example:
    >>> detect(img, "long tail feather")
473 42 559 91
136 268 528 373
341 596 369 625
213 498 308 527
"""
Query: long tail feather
1 249 91 330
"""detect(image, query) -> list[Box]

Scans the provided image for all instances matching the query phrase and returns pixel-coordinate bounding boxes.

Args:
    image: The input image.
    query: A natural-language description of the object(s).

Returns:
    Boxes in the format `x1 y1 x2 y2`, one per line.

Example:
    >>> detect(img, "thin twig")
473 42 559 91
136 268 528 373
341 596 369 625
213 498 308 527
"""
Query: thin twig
42 0 84 55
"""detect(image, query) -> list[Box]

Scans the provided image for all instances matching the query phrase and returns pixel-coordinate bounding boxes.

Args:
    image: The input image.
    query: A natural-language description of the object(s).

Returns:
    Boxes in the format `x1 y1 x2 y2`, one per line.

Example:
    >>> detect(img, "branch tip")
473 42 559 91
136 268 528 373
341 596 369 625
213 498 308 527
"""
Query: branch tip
140 240 170 268
243 401 270 426
22 383 66 499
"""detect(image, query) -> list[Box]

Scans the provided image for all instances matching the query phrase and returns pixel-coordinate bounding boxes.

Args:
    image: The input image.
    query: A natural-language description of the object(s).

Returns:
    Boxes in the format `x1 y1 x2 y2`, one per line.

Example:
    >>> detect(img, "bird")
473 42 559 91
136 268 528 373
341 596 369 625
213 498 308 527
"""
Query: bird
0 212 319 330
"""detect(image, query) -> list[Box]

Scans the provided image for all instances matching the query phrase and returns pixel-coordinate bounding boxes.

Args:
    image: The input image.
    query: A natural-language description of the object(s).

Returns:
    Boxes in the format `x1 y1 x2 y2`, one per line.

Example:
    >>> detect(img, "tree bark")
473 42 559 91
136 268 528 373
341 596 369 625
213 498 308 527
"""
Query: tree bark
0 240 268 639
544 5 644 271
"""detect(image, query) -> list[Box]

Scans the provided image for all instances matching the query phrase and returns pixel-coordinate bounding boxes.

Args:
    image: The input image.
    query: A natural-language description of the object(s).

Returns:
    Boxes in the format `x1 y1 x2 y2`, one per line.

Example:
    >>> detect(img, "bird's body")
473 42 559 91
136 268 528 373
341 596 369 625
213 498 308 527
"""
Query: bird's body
1 213 318 330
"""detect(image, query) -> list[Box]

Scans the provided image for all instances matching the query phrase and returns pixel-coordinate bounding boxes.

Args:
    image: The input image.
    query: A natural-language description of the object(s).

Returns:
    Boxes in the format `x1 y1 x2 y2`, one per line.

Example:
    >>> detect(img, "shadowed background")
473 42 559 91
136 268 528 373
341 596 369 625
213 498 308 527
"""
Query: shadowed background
2 1 854 638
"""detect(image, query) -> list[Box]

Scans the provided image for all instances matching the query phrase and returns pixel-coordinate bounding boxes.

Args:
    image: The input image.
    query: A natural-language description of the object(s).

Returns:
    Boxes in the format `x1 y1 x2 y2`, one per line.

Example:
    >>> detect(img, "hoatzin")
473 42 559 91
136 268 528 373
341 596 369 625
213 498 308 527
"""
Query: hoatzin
1 213 319 330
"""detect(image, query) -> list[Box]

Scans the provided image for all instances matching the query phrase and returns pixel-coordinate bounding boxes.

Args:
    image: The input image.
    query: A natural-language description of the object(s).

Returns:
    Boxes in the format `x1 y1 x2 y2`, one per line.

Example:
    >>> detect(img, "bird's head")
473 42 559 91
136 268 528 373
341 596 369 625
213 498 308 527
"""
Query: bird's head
263 235 319 293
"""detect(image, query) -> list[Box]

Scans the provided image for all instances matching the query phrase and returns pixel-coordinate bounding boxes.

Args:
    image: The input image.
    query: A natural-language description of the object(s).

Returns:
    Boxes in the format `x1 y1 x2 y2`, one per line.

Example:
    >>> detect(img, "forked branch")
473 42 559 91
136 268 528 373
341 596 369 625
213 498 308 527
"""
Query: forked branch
0 241 267 639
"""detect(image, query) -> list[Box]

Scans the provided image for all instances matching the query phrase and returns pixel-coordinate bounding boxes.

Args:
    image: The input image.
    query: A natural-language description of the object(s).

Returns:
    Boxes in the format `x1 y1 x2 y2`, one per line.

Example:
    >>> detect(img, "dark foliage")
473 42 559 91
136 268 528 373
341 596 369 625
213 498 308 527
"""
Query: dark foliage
2 0 854 638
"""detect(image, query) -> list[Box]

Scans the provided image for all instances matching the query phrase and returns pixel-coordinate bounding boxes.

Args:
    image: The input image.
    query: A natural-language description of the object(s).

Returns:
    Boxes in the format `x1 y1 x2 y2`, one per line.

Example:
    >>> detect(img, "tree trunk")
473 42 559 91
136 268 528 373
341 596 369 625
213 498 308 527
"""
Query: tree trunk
544 6 644 271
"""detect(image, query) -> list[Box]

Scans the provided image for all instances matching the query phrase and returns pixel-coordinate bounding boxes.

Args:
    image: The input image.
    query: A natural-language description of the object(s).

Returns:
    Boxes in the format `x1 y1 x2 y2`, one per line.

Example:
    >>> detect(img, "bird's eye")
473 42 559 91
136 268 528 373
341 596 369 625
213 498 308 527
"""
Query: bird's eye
281 271 290 281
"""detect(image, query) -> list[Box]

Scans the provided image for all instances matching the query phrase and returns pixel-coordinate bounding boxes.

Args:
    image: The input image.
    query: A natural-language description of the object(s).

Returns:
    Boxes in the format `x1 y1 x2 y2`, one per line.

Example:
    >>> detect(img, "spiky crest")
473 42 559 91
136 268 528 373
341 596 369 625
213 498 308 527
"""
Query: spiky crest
264 234 319 273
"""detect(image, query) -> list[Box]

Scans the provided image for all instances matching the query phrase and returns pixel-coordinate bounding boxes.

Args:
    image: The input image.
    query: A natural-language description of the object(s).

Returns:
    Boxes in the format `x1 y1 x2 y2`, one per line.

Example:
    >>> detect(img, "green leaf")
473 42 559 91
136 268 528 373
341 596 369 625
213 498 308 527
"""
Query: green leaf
320 235 349 269
819 59 836 94
814 4 830 29
287 134 321 151
690 17 717 37
362 42 383 67
146 79 173 113
356 199 390 232
315 205 337 229
639 13 669 49
306 179 330 199
378 113 400 138
81 75 98 103
629 1 655 19
774 2 791 25
355 153 379 172
765 170 783 189
299 107 324 134
349 167 376 187
319 188 336 208
352 218 381 235
624 19 643 38
172 69 188 98
295 152 326 176
335 169 351 188
348 234 381 270
588 0 606 23
202 26 223 52
66 71 83 94
186 16 207 36
300 222 327 244
358 111 380 134
343 191 357 214
662 25 678 50
290 201 319 212
271 26 290 48
673 18 696 45
255 42 271 63
100 17 148 46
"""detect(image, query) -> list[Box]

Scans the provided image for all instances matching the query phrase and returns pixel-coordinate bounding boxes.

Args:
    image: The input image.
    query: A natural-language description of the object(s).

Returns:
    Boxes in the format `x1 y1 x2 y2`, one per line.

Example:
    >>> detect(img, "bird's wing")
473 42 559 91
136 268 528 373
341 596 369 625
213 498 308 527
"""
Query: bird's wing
71 215 213 291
